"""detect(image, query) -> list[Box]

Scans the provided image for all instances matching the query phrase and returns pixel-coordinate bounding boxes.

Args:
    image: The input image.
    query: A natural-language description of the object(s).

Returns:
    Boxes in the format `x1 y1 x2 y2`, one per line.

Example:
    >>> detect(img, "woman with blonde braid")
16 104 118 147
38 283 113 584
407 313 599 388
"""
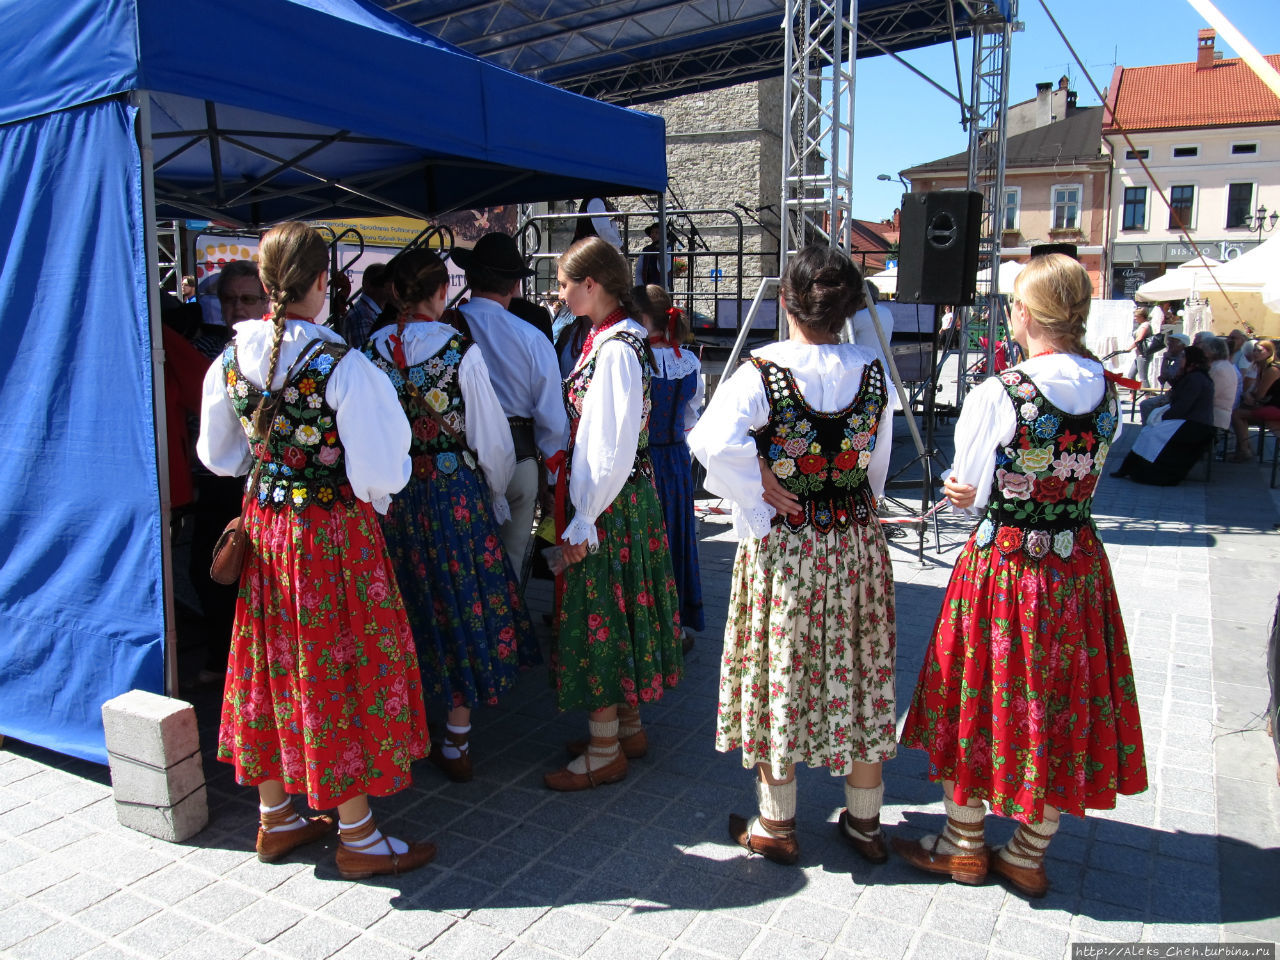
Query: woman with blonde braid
895 254 1147 898
364 249 537 782
197 222 435 880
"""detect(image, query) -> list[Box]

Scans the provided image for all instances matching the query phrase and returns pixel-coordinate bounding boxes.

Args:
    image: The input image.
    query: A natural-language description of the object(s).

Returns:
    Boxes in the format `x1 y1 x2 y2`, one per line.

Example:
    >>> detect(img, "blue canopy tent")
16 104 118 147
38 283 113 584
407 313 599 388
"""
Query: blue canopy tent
0 0 665 763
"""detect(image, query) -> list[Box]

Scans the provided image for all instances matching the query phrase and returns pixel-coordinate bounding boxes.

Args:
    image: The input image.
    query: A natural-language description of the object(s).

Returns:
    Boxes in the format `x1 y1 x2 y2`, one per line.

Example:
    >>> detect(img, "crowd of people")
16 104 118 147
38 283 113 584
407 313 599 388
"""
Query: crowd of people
171 224 1157 899
1119 301 1280 484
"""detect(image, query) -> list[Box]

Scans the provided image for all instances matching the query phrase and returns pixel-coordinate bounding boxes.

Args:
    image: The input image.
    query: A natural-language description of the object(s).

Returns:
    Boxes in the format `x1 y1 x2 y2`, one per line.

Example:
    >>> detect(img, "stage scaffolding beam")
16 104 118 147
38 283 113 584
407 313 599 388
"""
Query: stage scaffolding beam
960 2 1015 400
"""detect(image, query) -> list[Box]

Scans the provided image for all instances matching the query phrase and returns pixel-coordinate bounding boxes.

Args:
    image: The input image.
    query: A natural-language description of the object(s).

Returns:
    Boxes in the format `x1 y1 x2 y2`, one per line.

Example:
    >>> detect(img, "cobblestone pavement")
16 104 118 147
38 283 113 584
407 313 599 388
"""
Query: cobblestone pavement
1 415 1278 960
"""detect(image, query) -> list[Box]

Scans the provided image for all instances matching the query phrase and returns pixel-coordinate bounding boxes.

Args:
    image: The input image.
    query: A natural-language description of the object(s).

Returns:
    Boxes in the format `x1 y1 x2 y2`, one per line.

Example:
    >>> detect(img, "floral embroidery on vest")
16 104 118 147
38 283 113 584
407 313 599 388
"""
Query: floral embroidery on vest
222 341 353 512
750 356 887 533
365 334 476 481
564 330 654 483
974 369 1118 560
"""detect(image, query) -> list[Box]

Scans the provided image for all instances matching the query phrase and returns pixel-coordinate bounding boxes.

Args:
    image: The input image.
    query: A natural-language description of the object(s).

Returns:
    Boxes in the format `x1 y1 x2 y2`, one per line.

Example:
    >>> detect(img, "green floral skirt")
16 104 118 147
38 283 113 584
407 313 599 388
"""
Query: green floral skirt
553 476 684 712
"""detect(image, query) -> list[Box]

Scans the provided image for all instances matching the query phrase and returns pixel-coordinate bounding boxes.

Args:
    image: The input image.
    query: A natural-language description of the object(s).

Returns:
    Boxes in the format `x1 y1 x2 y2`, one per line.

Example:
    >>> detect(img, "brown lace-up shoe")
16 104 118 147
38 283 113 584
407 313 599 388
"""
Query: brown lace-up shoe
334 819 436 880
566 728 648 760
988 849 1049 898
728 813 799 865
543 749 628 791
837 810 889 864
429 728 473 783
891 831 989 885
256 808 335 863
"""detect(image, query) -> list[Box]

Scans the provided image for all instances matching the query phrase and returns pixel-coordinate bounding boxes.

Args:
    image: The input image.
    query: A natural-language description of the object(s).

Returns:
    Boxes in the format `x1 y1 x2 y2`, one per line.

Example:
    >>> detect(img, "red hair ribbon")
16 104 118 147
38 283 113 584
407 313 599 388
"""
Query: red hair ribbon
666 307 683 357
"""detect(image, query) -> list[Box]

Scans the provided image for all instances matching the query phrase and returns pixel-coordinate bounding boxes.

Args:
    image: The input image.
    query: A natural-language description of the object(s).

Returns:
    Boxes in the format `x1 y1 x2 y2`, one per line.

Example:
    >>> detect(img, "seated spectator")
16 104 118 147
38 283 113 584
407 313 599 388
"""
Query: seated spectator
1230 338 1280 461
1113 345 1216 486
1203 337 1237 432
1139 333 1189 424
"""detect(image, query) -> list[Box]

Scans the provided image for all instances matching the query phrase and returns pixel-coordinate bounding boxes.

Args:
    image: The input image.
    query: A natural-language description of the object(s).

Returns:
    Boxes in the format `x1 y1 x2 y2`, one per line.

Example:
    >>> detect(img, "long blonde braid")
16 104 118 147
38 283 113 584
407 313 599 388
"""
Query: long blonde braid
1013 253 1095 359
251 222 328 439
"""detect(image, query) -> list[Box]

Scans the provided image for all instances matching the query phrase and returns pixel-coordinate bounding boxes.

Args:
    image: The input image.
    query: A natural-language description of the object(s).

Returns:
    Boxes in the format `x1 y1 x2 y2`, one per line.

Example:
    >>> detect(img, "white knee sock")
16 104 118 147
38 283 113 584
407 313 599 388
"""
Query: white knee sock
616 703 642 739
997 817 1058 868
750 778 797 838
442 722 471 759
339 810 408 855
259 798 305 833
566 718 620 774
920 792 985 856
843 782 884 833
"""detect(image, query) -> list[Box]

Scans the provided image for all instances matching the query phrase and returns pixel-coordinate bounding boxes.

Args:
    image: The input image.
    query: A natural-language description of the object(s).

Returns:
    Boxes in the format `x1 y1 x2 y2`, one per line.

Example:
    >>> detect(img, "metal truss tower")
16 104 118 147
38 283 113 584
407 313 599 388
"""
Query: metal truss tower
961 2 1015 396
780 0 857 268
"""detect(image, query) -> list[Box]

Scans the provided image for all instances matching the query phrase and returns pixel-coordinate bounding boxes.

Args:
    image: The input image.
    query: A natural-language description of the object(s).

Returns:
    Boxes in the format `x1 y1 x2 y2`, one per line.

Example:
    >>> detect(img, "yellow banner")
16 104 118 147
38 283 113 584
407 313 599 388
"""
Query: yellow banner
309 217 435 248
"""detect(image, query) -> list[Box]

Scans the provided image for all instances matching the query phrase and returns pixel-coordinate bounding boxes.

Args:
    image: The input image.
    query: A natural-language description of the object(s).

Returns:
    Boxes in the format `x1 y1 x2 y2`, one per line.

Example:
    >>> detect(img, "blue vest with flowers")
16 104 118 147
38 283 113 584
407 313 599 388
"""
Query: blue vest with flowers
750 357 887 533
221 341 354 512
365 334 478 482
972 369 1119 561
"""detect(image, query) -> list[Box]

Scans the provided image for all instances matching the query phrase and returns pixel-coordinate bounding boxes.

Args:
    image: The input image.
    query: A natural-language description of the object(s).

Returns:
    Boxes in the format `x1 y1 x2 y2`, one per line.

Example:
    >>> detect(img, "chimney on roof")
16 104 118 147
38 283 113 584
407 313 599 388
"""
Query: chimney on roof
1197 28 1216 71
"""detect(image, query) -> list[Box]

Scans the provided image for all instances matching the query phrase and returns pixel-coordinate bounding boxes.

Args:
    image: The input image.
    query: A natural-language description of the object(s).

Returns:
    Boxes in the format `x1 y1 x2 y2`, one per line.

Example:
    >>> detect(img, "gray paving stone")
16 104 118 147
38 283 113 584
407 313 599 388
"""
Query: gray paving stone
768 896 849 943
622 899 699 941
29 872 120 916
175 880 261 924
922 898 998 943
421 918 512 960
906 932 986 960
224 854 310 893
744 927 828 960
0 846 79 896
271 870 352 911
76 946 136 960
117 910 210 957
988 916 1070 960
582 926 669 960
321 883 395 929
165 928 255 960
366 907 455 952
677 913 764 958
836 913 915 960
0 901 57 950
266 913 360 960
524 907 609 956
327 934 415 960
467 897 551 936
224 896 307 944
851 884 933 926
73 890 162 937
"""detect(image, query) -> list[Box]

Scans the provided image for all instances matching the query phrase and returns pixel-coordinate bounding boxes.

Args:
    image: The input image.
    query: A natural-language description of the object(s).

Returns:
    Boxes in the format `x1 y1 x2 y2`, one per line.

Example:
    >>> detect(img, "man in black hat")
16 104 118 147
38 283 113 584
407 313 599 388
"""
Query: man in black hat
635 222 665 288
452 233 567 578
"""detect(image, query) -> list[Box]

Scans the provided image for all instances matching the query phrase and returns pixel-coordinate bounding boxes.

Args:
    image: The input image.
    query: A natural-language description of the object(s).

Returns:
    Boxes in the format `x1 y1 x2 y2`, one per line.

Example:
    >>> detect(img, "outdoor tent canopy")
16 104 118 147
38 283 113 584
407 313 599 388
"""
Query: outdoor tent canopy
0 0 666 762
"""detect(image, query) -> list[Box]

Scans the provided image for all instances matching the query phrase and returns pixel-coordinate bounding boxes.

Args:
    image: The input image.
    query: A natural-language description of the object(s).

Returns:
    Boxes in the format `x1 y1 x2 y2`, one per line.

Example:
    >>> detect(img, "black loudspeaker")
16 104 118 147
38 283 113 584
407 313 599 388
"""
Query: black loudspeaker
1030 242 1078 260
896 190 983 305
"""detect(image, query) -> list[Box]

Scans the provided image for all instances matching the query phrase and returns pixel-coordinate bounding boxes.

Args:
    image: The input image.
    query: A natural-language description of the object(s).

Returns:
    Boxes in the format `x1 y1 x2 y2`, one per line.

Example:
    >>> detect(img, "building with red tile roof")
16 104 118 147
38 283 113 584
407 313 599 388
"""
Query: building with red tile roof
1105 29 1280 300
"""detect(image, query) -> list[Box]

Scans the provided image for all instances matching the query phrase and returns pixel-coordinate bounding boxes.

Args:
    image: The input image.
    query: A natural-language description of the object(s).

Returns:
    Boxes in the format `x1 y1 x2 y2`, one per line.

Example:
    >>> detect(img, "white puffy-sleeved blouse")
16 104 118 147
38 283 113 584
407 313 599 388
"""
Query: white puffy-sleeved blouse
196 318 411 515
365 321 517 523
687 340 894 540
562 318 651 549
949 353 1121 515
650 344 705 433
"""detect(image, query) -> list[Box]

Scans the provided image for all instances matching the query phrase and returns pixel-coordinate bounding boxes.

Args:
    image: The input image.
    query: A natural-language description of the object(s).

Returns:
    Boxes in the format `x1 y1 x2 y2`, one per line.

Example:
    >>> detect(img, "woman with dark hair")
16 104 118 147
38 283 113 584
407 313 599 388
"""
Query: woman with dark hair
197 222 434 880
633 283 705 648
364 248 536 782
545 236 684 791
1112 344 1216 485
1230 338 1280 460
896 253 1145 898
689 245 896 866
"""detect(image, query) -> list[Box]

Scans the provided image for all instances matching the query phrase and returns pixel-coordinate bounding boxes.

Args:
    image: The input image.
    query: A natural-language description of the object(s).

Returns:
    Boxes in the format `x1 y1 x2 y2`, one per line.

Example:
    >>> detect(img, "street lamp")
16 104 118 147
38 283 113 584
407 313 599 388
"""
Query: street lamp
877 173 910 192
1243 204 1279 244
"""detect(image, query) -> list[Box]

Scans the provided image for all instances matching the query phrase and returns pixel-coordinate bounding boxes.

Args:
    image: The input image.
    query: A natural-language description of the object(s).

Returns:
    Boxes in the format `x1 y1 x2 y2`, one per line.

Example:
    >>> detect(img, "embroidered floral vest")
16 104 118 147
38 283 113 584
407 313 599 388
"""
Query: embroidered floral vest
222 341 353 512
750 356 887 533
564 330 654 482
973 369 1119 561
365 334 477 482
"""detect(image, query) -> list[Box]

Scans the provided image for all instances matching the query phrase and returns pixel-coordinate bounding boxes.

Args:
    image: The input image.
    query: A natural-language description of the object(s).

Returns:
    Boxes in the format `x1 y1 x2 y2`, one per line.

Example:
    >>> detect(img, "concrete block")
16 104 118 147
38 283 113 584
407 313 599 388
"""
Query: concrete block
101 691 207 842
114 785 208 843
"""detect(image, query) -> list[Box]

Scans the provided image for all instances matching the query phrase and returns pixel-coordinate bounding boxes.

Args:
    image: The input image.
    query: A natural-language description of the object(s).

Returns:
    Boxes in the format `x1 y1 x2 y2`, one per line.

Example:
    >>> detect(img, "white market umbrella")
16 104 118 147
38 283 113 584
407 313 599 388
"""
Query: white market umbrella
1264 277 1280 312
1213 233 1280 288
867 265 897 297
1136 254 1227 302
974 259 1024 296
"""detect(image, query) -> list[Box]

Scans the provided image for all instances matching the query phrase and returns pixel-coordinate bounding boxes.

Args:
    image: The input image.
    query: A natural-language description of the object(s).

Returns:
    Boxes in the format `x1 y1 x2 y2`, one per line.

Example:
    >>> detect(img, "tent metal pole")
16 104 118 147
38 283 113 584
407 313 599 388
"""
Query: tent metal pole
135 91 180 698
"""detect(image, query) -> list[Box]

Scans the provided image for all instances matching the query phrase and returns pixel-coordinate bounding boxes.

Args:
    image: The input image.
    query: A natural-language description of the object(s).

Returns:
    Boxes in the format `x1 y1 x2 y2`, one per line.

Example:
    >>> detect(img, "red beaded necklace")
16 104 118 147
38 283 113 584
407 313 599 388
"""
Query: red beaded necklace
579 308 626 362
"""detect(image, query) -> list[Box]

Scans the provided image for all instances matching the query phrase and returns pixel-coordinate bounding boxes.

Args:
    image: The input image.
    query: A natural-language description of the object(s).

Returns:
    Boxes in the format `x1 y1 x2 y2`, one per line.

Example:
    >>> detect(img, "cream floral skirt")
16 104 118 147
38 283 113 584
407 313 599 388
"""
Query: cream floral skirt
715 518 897 778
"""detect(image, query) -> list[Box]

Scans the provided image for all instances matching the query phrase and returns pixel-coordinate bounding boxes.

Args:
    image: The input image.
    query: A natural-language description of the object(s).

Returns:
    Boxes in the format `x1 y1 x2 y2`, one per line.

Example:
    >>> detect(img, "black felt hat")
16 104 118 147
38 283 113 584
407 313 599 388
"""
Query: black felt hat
450 232 535 277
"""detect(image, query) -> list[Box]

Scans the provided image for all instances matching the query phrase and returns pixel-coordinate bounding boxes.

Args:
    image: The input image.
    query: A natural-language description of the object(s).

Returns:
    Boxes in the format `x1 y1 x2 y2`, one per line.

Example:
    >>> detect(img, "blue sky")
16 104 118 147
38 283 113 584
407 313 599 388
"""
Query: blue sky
849 0 1279 221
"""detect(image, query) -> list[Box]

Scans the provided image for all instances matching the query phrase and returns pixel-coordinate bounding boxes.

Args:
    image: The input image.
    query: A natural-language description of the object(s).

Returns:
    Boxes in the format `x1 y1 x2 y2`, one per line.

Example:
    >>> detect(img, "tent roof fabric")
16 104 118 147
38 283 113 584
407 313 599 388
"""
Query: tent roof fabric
2 0 667 223
374 0 1013 105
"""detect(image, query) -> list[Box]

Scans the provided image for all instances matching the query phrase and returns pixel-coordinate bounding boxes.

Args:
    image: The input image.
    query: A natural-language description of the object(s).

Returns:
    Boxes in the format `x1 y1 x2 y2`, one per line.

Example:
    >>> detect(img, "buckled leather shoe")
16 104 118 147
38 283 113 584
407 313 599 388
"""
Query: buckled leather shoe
256 813 335 863
335 840 437 880
988 848 1049 898
891 834 988 885
543 749 628 791
728 813 799 865
837 810 889 864
566 728 648 760
429 746 474 783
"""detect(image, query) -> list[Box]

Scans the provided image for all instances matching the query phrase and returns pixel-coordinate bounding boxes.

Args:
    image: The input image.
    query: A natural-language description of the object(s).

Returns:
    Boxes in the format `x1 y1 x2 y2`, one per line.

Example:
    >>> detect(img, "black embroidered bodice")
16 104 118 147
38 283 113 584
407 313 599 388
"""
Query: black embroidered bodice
365 333 477 481
564 329 654 483
750 356 887 533
222 340 354 512
973 368 1119 560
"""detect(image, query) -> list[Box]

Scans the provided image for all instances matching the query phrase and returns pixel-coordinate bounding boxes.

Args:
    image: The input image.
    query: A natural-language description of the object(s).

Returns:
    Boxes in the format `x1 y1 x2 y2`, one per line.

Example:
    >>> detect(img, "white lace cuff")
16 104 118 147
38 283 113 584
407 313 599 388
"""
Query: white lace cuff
563 515 599 549
370 494 392 516
491 496 511 526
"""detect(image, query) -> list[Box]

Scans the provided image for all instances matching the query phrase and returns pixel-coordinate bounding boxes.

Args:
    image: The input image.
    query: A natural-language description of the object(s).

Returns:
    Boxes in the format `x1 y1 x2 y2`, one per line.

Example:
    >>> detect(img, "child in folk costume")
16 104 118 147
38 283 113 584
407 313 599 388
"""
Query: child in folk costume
197 223 434 880
688 246 896 866
364 249 537 783
545 237 685 791
895 254 1147 898
633 284 705 648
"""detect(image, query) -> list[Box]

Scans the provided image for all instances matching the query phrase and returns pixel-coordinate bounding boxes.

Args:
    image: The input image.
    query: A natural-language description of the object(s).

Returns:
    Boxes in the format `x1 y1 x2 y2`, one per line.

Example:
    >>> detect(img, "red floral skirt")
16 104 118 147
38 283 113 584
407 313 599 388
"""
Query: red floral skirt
217 498 429 809
899 522 1147 823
